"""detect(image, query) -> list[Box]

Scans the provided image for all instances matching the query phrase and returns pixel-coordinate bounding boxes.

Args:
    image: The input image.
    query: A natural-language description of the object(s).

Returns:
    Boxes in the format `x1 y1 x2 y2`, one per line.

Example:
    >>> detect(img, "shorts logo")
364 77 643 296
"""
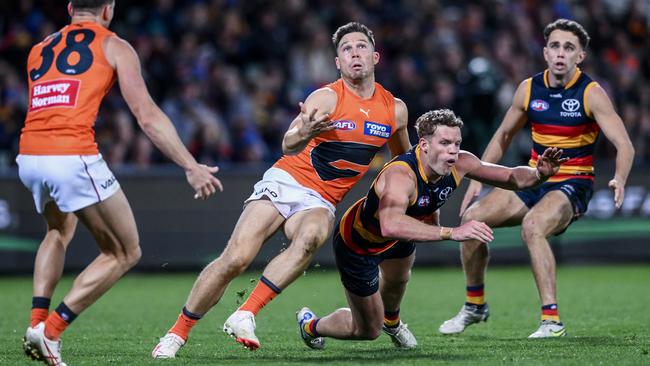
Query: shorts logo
438 187 452 201
417 196 430 207
100 176 117 190
333 120 356 131
364 121 391 139
530 99 549 112
255 187 278 198
29 79 81 112
560 184 575 195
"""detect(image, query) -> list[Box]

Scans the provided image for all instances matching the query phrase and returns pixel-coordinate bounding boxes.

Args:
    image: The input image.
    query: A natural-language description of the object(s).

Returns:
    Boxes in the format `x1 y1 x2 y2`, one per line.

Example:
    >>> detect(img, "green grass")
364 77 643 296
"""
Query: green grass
1 266 649 365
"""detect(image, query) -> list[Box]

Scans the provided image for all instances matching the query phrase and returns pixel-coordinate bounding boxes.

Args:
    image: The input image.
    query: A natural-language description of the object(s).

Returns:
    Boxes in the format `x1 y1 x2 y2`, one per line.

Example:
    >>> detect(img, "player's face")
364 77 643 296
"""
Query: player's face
543 30 585 77
421 125 462 177
335 32 379 81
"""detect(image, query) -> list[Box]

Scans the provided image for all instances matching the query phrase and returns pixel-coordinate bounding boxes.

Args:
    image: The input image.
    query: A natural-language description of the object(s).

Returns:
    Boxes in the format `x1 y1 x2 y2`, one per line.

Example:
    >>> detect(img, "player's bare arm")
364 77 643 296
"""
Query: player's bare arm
105 36 222 199
282 88 337 155
459 78 531 216
376 165 493 243
460 147 567 190
587 84 635 208
386 98 411 157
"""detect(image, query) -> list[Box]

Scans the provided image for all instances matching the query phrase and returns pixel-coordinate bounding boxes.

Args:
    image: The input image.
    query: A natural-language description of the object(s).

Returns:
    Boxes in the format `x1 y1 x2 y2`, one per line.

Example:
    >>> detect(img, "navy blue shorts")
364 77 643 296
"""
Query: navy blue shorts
515 178 594 230
333 227 415 297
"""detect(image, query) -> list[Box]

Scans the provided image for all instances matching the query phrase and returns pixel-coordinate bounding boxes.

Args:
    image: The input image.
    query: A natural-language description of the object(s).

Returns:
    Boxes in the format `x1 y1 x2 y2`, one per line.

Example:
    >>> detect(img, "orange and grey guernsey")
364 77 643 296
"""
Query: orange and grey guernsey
523 68 599 182
20 22 117 155
274 79 397 205
339 145 461 255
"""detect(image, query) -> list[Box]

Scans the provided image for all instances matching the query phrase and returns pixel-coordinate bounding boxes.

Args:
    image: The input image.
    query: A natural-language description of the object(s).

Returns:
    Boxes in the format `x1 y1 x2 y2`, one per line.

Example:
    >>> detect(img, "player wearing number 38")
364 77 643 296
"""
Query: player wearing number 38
18 1 223 364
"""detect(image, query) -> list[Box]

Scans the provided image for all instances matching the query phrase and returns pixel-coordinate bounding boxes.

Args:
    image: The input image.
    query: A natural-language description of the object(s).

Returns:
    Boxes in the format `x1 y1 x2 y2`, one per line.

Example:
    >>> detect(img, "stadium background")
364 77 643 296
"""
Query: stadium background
0 0 649 272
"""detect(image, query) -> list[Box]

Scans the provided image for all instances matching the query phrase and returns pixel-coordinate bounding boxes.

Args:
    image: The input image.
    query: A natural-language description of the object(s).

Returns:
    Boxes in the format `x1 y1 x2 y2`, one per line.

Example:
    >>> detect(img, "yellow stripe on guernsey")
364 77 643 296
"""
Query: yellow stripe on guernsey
583 81 599 118
528 159 594 175
544 68 582 89
531 130 599 149
523 77 533 111
352 201 388 243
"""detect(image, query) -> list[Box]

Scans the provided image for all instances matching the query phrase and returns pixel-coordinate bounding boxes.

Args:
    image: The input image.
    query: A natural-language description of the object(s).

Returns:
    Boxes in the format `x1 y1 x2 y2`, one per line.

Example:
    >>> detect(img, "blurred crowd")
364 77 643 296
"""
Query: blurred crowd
1 0 649 169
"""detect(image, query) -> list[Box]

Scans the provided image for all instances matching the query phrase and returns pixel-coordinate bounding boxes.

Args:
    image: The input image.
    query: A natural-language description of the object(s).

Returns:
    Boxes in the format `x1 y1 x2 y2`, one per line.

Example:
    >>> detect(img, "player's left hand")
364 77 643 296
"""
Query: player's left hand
536 147 569 180
608 179 624 209
186 164 224 200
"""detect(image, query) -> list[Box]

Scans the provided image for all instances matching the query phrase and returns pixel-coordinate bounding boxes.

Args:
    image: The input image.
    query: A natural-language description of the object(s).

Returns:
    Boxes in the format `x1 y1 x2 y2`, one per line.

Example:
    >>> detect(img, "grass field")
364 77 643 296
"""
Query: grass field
1 265 649 365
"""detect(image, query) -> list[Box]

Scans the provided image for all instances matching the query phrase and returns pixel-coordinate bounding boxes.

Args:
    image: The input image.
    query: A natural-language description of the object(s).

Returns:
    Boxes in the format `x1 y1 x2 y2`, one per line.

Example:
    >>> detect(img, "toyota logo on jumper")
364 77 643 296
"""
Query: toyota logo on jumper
562 99 580 112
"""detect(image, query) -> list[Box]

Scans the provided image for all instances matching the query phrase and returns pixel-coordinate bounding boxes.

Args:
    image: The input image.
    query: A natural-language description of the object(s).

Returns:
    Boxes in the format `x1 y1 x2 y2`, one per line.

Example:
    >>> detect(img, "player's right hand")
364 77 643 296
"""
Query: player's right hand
297 101 333 139
459 180 482 217
186 164 223 200
451 220 494 243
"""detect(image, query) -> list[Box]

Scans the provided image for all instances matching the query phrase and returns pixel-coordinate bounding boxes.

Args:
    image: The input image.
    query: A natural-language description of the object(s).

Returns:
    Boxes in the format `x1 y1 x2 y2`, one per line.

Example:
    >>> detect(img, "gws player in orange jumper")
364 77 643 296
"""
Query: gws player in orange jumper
152 22 411 358
439 19 634 338
19 1 223 364
296 109 566 349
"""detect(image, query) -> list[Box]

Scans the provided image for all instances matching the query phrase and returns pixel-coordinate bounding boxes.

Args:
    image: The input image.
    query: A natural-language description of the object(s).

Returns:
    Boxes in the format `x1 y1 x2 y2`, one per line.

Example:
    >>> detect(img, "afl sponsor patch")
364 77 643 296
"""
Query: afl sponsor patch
530 99 549 112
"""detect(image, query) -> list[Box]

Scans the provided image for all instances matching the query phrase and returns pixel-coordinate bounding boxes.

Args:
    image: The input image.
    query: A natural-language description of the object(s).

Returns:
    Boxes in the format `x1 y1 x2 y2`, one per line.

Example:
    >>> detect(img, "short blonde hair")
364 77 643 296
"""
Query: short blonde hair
415 109 464 138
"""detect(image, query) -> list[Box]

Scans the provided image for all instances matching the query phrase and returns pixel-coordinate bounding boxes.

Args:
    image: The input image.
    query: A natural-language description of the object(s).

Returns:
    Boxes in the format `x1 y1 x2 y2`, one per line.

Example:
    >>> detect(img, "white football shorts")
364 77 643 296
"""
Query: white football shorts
245 167 335 219
16 154 120 214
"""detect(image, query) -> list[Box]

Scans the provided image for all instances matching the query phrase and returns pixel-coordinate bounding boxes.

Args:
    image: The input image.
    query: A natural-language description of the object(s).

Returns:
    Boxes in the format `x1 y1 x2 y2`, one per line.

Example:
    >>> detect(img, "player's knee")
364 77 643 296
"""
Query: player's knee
295 228 328 257
352 326 382 340
461 205 482 224
521 214 544 243
125 245 142 268
384 271 410 287
217 253 250 276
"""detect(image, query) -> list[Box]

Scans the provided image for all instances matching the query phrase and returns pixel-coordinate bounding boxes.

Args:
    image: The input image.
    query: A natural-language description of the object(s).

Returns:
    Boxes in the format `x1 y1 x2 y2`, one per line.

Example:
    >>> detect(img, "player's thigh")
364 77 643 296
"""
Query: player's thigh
379 245 415 283
223 199 286 257
74 188 139 254
524 190 574 237
464 188 529 227
43 201 78 242
283 207 334 246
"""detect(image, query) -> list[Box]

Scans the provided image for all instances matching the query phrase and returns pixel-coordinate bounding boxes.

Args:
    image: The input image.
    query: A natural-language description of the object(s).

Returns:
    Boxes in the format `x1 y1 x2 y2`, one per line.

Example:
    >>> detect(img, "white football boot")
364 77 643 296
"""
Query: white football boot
151 332 185 359
223 310 260 350
296 307 325 350
439 303 490 334
23 322 66 366
528 320 567 338
382 321 417 349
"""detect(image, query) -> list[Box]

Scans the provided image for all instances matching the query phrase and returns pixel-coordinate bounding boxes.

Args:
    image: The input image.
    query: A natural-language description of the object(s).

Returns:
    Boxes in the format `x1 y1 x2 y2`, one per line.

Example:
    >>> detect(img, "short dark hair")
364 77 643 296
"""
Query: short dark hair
332 22 375 50
415 109 464 139
71 0 114 13
543 19 590 49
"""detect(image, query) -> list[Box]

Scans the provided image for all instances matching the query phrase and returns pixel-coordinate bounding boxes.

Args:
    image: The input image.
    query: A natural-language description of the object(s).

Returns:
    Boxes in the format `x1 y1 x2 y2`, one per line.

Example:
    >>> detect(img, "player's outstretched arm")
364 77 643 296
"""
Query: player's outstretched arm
386 98 411 157
461 147 567 190
106 36 222 199
282 88 337 155
587 84 635 208
376 165 493 243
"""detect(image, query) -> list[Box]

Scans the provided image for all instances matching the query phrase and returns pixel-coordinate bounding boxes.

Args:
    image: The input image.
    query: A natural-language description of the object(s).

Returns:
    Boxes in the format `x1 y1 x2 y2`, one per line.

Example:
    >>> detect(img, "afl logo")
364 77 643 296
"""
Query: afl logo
530 99 549 112
561 99 580 112
333 120 356 130
417 196 430 207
